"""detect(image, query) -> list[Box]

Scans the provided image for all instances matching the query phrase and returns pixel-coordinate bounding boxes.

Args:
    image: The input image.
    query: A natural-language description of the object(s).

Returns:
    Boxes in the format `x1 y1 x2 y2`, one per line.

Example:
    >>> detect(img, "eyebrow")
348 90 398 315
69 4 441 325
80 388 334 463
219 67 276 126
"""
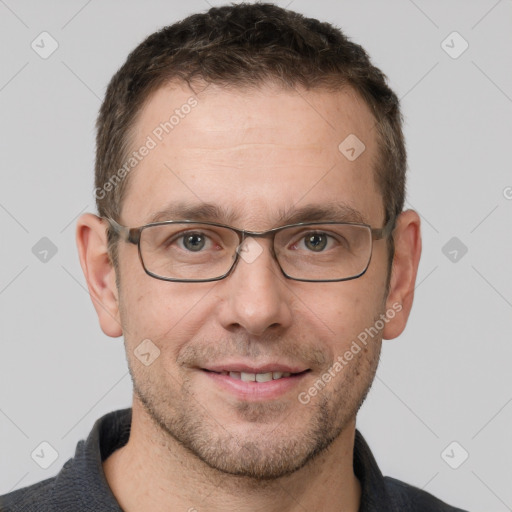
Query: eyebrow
149 201 368 227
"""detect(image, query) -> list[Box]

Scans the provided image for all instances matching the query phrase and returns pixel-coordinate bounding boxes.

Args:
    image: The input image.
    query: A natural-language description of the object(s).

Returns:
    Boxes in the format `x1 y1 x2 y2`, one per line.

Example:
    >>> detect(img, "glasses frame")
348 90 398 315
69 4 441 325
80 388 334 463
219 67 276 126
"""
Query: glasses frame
105 215 396 283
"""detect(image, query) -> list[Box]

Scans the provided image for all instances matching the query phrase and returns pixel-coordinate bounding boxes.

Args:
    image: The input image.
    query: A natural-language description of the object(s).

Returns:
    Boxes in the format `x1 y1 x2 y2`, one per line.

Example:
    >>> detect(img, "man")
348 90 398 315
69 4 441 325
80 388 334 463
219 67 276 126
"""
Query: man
0 3 469 511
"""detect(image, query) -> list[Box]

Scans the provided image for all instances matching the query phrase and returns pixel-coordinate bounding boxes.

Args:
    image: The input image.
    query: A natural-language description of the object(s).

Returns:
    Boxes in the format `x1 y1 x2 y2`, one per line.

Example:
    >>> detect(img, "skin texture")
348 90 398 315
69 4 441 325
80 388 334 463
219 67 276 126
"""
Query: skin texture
77 82 421 512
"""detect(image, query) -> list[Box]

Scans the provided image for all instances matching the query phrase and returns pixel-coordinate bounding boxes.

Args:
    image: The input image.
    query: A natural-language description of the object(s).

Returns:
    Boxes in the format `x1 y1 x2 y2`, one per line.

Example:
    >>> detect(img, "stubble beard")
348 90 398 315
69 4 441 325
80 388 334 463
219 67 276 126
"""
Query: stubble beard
129 333 382 481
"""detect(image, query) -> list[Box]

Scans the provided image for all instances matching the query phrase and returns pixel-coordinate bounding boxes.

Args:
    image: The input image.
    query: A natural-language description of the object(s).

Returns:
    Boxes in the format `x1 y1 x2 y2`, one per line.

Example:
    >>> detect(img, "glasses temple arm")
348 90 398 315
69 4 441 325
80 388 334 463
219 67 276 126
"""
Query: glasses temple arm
371 214 397 240
105 217 140 244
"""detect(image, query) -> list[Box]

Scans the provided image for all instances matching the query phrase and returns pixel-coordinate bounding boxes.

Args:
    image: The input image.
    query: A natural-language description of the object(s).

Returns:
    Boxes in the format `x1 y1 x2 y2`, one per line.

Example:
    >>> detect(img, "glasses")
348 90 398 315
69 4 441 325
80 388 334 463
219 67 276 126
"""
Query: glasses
106 216 395 283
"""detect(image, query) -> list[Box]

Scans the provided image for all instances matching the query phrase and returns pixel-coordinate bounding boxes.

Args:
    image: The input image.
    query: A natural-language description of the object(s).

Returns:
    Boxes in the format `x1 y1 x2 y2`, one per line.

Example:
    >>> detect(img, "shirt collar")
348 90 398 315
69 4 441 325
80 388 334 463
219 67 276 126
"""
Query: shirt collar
55 408 394 511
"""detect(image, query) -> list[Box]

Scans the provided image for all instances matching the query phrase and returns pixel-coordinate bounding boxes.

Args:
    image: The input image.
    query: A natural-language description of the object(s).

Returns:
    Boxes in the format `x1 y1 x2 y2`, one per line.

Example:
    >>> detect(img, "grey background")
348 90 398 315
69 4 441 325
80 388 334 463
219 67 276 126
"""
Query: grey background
0 0 511 510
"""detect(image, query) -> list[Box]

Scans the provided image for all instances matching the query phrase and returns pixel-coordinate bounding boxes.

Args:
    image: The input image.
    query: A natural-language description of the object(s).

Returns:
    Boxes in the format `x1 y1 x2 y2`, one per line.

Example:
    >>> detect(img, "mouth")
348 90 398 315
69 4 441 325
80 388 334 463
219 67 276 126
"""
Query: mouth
203 369 309 382
199 365 311 400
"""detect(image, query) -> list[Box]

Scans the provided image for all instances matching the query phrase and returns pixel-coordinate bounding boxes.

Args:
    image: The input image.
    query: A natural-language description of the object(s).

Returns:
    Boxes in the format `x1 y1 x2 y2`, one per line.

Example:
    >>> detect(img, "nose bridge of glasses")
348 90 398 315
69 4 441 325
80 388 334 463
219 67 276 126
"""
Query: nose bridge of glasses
235 228 279 264
243 226 286 245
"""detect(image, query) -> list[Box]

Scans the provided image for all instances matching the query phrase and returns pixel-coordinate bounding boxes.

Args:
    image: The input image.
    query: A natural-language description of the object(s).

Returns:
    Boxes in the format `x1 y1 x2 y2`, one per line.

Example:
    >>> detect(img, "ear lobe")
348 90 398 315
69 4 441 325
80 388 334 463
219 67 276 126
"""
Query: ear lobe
382 209 422 340
76 213 123 338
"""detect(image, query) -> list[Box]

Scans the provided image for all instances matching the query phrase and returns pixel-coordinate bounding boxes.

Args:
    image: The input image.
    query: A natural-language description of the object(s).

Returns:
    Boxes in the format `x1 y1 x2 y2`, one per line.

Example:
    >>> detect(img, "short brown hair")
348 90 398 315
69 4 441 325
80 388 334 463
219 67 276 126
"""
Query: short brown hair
95 2 406 270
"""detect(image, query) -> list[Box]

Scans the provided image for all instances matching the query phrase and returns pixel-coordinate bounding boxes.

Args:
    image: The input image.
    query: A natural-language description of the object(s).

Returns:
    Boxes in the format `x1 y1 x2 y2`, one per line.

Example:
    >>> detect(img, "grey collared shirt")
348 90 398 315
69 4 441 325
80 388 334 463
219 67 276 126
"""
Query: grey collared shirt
0 408 469 511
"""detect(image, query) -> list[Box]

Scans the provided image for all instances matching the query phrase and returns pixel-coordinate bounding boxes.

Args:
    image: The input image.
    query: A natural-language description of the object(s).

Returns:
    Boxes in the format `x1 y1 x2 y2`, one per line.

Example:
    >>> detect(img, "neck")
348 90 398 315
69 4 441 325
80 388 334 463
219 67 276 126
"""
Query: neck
103 398 361 512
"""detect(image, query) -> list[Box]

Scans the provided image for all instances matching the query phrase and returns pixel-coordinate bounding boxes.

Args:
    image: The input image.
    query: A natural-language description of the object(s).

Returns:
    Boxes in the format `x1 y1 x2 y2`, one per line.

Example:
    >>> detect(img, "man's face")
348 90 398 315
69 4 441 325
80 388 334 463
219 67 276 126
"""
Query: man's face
116 82 390 478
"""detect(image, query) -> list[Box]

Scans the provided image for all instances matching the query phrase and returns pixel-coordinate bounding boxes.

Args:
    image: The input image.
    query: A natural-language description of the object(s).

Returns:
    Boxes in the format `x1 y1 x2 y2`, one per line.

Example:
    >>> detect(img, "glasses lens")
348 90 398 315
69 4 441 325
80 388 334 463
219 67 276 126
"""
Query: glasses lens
139 223 239 280
275 223 372 281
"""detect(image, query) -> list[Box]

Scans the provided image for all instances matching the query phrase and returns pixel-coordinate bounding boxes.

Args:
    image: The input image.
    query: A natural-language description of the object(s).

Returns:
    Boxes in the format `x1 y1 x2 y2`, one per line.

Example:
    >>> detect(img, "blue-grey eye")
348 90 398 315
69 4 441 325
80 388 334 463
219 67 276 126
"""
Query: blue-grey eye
182 233 206 251
304 233 328 252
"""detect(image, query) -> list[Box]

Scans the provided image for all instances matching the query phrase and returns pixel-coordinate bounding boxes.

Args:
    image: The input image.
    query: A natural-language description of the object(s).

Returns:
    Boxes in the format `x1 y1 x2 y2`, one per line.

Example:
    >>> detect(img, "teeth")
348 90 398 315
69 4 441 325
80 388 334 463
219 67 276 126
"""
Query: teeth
256 372 273 382
226 371 293 382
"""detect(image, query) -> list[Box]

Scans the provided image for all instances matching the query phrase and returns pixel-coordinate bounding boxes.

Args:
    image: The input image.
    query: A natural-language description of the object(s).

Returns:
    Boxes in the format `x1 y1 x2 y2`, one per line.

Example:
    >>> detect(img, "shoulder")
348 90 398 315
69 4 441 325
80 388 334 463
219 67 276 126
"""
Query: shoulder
0 476 56 512
384 476 470 511
0 408 131 512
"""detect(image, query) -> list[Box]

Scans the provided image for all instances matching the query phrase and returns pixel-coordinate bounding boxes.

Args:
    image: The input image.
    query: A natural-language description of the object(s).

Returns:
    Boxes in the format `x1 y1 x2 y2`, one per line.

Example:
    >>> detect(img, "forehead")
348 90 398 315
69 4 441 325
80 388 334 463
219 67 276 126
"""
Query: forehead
121 82 383 228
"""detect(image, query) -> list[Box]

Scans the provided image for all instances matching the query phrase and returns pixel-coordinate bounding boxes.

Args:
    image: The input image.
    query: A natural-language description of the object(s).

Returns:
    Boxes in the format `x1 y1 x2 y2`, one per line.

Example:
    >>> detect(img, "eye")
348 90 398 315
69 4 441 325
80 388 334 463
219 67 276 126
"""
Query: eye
181 232 208 252
166 231 218 252
304 233 329 252
291 231 341 253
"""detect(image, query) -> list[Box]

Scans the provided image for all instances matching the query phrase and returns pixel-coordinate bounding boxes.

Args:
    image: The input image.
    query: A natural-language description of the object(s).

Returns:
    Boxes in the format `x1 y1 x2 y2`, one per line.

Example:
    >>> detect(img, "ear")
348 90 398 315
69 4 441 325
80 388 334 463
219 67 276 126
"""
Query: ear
382 209 422 340
76 213 123 338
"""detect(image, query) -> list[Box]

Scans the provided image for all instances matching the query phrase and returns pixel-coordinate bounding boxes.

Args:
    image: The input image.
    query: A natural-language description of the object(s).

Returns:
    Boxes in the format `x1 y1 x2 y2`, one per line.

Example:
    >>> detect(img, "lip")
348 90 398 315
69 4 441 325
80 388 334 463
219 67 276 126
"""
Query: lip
199 364 310 401
204 363 308 374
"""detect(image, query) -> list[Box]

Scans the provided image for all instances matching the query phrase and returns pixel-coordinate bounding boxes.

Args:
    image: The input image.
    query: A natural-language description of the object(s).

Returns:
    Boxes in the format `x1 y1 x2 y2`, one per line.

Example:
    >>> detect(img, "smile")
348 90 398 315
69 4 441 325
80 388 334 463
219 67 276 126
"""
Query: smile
208 370 294 382
201 367 310 400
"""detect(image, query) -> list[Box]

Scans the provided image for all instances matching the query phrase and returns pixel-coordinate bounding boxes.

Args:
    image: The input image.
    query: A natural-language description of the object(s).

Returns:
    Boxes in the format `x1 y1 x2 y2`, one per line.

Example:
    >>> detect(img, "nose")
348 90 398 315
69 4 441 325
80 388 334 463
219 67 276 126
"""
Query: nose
216 236 293 336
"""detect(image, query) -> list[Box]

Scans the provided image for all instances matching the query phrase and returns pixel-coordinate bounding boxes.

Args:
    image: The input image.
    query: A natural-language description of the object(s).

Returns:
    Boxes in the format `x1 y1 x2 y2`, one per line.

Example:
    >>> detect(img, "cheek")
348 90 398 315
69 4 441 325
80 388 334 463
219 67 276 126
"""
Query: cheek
293 280 384 351
119 273 218 353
